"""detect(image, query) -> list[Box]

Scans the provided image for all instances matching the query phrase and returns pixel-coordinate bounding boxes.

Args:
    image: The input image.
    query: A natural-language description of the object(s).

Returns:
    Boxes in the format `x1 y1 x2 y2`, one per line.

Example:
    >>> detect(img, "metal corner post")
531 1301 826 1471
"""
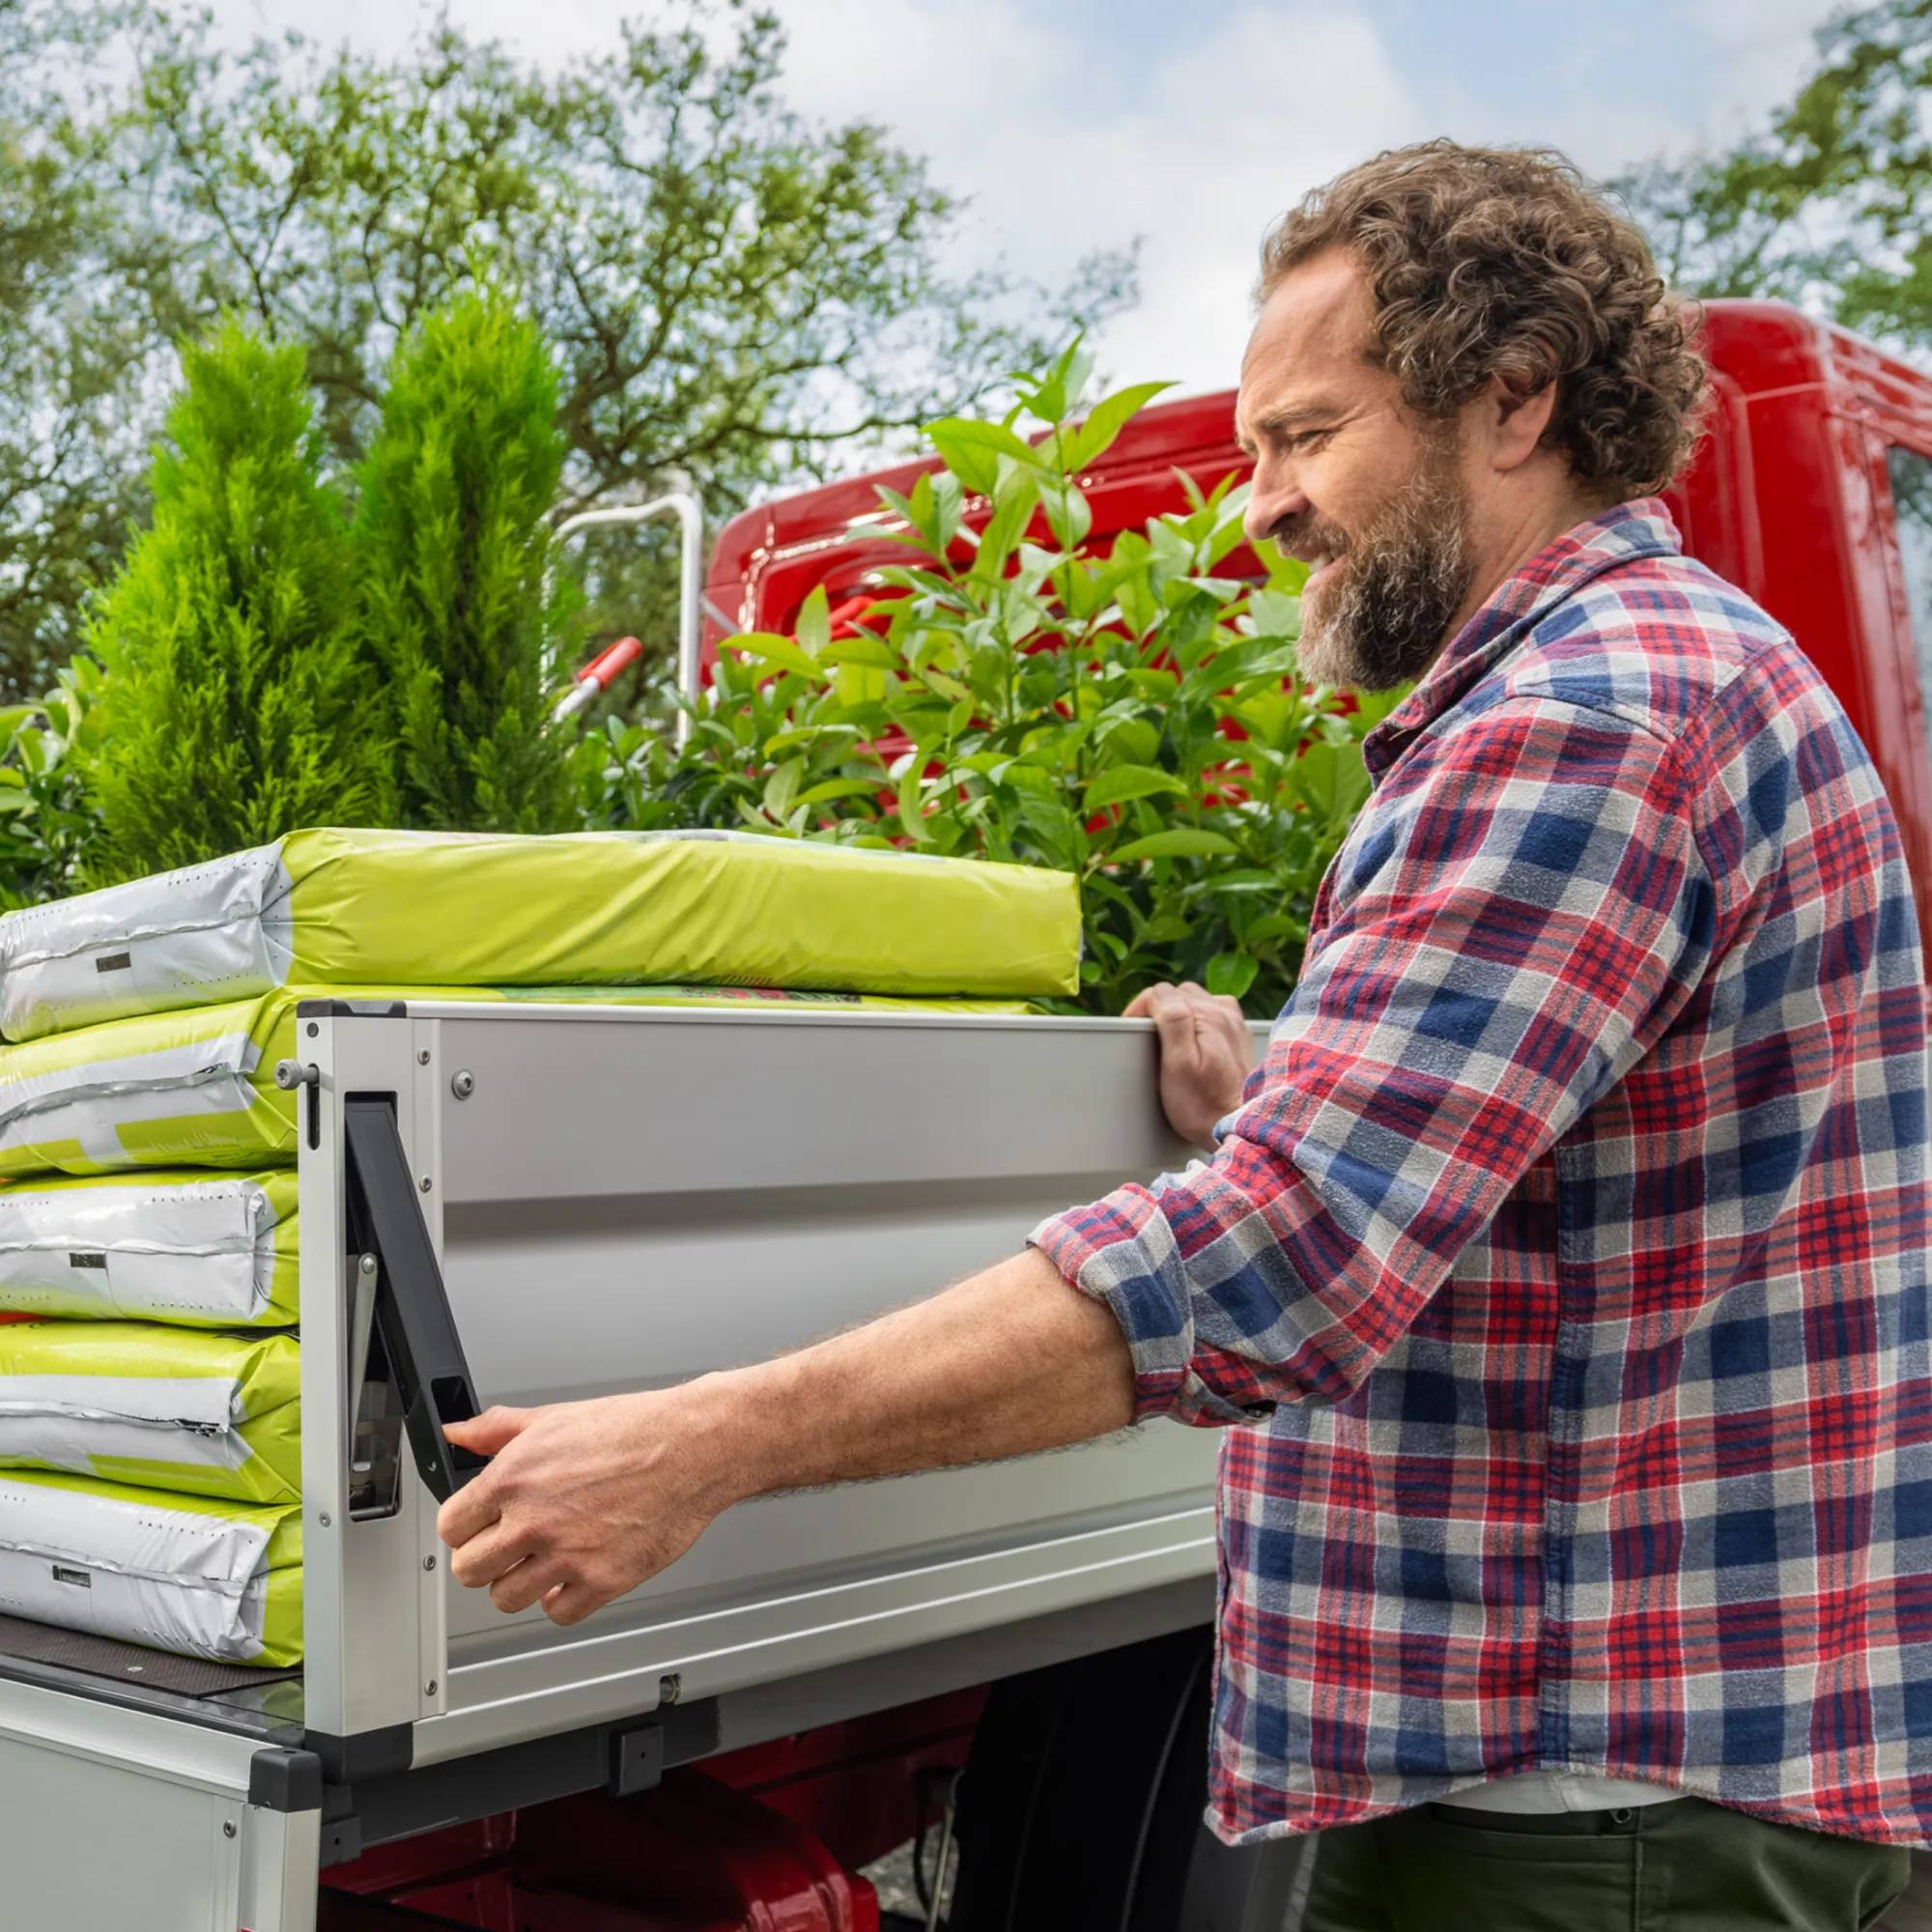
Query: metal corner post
552 493 706 746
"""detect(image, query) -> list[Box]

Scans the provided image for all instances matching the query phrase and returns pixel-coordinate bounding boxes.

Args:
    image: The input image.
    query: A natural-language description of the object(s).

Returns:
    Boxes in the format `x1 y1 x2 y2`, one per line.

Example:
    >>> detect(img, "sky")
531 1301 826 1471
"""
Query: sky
213 0 1843 395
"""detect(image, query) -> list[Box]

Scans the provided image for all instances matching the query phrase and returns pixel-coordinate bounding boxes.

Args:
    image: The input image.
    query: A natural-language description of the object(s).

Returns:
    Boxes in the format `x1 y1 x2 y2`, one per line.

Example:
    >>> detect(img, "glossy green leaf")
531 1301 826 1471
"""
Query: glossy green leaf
797 778 881 807
1087 764 1191 809
819 631 897 668
931 469 965 551
927 417 1040 497
834 663 887 711
729 632 824 679
1247 588 1302 642
795 584 831 659
895 760 928 841
762 757 804 819
1111 828 1238 862
972 470 1042 581
1065 382 1174 471
920 666 974 704
1206 952 1261 999
1261 539 1310 591
1042 480 1094 549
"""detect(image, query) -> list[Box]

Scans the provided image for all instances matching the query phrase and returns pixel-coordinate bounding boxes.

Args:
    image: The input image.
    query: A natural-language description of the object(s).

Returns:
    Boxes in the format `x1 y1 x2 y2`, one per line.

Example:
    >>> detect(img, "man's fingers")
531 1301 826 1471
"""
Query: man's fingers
490 1553 571 1617
437 1410 536 1548
445 1512 537 1588
1148 996 1208 1065
437 1466 508 1551
1122 982 1174 1020
541 1578 611 1628
437 1481 499 1553
444 1406 530 1456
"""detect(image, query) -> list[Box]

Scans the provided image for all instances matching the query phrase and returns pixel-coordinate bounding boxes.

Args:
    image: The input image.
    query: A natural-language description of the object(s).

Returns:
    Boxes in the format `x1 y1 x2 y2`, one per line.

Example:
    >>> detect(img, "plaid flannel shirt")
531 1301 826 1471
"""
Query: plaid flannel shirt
1035 501 1932 1846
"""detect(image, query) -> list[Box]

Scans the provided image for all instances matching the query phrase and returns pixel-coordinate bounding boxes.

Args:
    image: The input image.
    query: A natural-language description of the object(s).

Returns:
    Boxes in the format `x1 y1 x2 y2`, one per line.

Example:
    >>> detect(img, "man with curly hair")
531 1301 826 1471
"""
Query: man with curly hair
438 143 1929 1928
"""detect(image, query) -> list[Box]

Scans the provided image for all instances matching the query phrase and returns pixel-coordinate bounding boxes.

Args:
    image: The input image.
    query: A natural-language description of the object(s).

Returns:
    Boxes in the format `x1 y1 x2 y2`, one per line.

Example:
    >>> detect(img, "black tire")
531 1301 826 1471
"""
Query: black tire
949 1626 1306 1932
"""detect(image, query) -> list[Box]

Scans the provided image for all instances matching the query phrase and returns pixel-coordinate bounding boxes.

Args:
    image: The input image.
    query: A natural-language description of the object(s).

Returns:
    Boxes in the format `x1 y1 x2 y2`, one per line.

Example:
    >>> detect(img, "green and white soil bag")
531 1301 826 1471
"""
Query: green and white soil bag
0 827 1083 1040
0 1321 298 1505
0 981 1038 1179
0 987 311 1177
0 1469 299 1664
0 1170 297 1325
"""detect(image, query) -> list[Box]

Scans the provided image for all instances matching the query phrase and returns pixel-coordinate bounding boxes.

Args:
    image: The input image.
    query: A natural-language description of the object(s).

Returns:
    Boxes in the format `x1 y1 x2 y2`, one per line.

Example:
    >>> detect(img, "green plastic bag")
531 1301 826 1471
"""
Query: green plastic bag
0 1170 297 1325
0 986 306 1177
0 1469 300 1664
0 1321 298 1504
0 828 1082 1040
0 981 1040 1178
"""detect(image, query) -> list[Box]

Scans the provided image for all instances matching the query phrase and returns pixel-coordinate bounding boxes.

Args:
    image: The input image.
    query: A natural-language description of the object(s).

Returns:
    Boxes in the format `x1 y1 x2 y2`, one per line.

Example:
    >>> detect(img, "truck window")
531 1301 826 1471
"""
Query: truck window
1888 446 1932 746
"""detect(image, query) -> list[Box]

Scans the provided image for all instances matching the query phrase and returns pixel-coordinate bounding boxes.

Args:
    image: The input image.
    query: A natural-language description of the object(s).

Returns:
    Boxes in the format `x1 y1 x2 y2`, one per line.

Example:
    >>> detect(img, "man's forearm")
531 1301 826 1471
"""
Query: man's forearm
438 1247 1139 1625
711 1247 1138 1506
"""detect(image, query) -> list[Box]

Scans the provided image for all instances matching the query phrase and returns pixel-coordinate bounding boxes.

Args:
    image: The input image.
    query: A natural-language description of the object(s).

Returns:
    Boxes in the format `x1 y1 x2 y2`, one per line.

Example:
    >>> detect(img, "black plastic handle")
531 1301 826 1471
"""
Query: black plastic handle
343 1096 489 1502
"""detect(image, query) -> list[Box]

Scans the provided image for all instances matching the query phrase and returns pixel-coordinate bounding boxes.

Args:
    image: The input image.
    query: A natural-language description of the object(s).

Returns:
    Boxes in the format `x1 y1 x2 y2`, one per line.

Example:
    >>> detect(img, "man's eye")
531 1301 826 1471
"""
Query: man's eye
1287 429 1334 452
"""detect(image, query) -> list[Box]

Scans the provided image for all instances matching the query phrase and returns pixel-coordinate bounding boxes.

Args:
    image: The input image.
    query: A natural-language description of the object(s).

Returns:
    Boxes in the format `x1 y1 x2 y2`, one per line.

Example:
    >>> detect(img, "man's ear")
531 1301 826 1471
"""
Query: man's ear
1489 376 1559 472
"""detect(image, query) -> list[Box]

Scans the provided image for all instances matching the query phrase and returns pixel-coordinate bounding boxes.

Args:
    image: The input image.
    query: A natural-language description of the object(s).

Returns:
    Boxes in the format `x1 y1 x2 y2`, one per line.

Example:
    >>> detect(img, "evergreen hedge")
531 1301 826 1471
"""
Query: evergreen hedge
83 321 384 881
357 290 577 833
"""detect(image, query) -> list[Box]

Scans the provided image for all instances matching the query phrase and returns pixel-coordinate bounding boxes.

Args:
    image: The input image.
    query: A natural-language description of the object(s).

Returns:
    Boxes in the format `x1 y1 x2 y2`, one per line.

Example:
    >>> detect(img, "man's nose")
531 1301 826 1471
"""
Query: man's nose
1244 464 1309 549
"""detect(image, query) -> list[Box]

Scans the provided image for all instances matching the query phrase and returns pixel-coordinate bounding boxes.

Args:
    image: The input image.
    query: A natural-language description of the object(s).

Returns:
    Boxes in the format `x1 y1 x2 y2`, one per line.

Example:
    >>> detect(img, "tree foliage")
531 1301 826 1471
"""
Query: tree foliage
0 2 170 694
82 321 384 880
582 350 1391 1016
0 0 1127 702
358 289 576 833
1620 0 1932 345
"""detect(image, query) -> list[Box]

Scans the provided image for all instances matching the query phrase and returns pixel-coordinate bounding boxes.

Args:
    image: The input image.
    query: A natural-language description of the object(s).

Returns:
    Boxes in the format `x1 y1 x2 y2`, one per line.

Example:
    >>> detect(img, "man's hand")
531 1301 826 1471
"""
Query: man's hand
1125 980 1255 1150
437 1387 737 1627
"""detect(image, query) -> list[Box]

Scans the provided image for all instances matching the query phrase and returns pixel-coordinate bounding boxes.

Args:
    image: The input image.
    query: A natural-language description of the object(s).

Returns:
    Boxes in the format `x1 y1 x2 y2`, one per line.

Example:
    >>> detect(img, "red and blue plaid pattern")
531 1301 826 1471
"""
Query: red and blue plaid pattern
1035 502 1932 1846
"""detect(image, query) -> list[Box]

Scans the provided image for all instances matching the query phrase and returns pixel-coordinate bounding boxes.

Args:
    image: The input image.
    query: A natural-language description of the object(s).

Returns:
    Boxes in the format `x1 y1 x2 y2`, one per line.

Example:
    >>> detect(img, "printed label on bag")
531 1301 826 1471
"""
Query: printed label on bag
51 1566 90 1587
68 1252 107 1270
93 952 132 974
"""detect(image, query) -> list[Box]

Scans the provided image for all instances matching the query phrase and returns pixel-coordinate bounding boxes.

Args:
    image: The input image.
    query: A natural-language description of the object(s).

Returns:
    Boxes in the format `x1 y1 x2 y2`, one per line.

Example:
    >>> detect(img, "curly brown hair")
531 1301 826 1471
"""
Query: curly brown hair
1260 141 1705 500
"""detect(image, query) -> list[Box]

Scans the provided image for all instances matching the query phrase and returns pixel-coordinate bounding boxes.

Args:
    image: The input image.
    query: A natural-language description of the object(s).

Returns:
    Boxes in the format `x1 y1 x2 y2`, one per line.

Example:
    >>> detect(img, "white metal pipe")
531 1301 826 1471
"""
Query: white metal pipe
551 494 706 744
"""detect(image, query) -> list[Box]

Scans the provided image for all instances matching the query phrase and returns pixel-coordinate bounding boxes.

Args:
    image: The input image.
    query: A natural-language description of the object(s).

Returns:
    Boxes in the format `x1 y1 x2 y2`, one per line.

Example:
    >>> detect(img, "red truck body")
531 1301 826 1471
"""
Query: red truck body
324 298 1932 1930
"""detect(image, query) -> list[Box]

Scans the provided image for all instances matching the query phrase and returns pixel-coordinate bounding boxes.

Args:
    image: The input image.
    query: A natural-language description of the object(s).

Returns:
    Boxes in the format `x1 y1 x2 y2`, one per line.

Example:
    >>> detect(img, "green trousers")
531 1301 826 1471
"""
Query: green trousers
1297 1796 1913 1932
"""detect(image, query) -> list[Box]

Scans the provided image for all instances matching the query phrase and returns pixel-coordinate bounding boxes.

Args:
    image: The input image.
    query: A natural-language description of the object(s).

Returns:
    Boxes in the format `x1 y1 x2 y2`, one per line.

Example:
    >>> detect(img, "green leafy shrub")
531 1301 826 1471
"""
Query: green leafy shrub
358 288 578 832
0 655 105 906
583 348 1393 1015
84 320 384 881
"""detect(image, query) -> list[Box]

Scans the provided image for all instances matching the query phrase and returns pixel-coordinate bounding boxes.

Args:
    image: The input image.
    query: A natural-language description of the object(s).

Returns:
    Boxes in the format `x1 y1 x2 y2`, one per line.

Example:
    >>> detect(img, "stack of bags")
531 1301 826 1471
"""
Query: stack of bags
0 829 1079 1668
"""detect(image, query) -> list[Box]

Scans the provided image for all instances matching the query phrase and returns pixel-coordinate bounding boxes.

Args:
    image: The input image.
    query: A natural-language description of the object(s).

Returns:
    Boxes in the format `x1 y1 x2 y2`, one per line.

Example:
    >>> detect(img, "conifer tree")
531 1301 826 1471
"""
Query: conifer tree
356 289 577 832
85 320 384 880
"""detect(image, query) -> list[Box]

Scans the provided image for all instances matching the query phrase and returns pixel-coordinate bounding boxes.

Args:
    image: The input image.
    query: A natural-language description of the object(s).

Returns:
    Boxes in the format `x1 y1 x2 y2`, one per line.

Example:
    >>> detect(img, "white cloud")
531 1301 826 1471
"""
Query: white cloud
766 0 1425 393
1690 0 1833 137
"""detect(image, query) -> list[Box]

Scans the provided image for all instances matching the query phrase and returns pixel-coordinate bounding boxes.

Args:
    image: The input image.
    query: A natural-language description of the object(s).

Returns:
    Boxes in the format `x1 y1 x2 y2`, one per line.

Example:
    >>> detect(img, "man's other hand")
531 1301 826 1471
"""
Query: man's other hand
1125 980 1255 1151
438 1391 729 1626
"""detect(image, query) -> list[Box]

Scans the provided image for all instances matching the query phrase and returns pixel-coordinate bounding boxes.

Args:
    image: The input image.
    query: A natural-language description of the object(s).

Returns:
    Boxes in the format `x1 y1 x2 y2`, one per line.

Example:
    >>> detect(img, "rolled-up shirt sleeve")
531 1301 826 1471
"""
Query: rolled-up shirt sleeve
1033 698 1717 1427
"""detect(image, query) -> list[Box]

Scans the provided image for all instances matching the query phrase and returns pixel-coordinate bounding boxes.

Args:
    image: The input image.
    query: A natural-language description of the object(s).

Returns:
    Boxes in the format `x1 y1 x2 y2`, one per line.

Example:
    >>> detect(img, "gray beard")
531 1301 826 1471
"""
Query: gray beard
1293 453 1474 693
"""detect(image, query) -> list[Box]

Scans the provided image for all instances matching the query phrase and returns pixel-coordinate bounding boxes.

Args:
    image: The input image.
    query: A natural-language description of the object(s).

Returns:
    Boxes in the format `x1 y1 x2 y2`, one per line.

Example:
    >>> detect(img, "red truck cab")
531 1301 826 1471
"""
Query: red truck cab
705 298 1932 955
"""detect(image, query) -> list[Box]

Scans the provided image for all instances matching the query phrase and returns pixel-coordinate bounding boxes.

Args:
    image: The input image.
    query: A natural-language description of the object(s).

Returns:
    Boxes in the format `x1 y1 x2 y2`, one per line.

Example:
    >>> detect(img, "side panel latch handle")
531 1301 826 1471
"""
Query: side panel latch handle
343 1096 489 1503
